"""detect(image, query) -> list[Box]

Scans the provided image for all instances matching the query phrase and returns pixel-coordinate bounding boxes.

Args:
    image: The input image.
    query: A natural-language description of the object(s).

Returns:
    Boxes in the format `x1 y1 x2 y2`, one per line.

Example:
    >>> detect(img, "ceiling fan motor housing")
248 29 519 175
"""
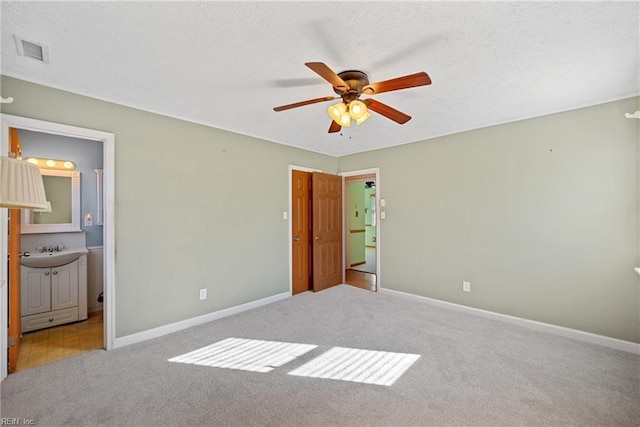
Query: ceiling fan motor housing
334 70 370 102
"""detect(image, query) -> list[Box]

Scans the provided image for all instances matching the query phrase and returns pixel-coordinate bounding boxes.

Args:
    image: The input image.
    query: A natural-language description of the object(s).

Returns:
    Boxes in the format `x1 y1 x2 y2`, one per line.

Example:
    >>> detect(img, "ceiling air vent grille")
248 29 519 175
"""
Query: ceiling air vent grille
13 35 49 64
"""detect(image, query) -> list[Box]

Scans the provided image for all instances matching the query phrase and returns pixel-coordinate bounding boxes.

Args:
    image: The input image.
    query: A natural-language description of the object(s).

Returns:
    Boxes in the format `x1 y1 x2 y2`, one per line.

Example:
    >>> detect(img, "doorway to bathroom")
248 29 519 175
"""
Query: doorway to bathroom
1 115 115 379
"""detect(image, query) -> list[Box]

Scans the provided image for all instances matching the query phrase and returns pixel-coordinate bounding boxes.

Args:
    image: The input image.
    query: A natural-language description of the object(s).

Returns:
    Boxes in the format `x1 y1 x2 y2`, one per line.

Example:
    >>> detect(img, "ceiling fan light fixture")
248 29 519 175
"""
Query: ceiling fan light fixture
339 112 351 127
328 102 346 120
348 100 367 120
274 62 431 134
356 111 371 125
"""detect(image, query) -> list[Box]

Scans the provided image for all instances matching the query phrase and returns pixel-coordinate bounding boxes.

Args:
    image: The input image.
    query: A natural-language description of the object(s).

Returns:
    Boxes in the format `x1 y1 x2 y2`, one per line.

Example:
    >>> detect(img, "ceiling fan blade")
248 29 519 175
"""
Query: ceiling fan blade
328 120 341 133
362 72 431 95
364 99 412 124
273 96 337 112
305 62 349 91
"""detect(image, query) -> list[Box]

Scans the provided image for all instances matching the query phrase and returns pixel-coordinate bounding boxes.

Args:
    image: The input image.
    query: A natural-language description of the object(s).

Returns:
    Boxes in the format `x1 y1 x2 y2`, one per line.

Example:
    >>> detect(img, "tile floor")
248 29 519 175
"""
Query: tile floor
15 310 103 372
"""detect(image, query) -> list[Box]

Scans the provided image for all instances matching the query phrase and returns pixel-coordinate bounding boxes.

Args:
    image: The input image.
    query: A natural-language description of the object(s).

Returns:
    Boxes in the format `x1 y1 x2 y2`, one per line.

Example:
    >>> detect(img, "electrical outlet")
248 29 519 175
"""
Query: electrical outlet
199 288 207 300
462 281 471 292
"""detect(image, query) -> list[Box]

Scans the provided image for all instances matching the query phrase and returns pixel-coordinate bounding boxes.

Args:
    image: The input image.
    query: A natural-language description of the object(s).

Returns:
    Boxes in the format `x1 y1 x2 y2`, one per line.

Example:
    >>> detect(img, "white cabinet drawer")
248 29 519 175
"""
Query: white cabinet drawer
21 307 78 332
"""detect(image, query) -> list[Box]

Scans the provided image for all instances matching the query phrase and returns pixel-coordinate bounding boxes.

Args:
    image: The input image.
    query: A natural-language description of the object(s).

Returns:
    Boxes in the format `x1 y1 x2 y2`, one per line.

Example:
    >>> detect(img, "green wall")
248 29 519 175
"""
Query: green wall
340 97 640 343
3 75 638 344
1 76 338 337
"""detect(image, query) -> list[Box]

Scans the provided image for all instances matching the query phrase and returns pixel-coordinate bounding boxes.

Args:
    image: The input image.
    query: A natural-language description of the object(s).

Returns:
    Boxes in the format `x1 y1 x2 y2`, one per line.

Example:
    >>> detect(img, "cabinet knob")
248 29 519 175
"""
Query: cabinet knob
49 318 54 322
44 271 50 276
52 271 57 275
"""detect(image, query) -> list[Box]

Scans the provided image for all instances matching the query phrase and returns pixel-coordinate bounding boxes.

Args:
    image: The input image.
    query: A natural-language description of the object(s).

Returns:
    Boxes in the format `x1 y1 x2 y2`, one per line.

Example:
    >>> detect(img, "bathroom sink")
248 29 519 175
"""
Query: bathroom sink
20 248 89 268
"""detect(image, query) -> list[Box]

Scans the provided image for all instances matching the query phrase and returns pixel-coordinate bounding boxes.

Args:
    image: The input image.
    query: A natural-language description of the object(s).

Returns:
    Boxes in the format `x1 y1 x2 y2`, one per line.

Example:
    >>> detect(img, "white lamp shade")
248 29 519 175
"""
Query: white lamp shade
33 201 52 213
0 156 48 209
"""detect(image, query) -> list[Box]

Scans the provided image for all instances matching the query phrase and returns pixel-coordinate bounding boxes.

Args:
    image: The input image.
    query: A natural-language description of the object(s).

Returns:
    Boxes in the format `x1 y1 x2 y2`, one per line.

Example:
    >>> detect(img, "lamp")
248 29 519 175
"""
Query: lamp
0 156 48 209
33 201 52 213
328 100 372 127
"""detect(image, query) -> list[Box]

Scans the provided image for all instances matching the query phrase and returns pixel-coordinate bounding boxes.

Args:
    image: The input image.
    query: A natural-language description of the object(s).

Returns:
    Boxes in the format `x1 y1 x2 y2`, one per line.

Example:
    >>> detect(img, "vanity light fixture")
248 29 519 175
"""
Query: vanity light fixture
0 155 48 210
24 157 76 171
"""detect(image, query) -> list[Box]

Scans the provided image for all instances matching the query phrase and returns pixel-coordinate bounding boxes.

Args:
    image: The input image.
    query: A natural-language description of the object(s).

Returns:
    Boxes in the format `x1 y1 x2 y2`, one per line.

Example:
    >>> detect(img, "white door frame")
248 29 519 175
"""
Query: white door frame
0 114 116 381
339 167 381 290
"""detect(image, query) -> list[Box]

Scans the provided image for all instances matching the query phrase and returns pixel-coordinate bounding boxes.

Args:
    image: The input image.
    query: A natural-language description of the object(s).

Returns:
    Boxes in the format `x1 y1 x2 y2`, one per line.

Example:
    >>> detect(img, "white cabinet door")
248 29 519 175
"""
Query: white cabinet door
51 261 79 311
21 267 51 316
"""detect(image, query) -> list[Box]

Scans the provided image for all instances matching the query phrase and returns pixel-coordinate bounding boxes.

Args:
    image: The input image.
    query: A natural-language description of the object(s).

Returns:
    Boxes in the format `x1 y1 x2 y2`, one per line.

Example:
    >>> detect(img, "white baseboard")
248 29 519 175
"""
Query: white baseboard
114 292 290 349
380 288 640 355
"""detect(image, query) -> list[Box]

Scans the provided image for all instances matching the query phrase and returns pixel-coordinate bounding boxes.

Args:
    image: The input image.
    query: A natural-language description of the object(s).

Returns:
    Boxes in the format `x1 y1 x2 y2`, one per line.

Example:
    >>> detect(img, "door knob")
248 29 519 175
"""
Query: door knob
315 236 321 241
293 236 300 241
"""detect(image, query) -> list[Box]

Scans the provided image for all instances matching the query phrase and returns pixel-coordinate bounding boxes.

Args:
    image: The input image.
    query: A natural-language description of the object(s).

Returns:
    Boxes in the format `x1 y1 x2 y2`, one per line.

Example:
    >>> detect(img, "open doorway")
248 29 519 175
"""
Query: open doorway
14 129 103 372
1 115 115 380
342 169 380 292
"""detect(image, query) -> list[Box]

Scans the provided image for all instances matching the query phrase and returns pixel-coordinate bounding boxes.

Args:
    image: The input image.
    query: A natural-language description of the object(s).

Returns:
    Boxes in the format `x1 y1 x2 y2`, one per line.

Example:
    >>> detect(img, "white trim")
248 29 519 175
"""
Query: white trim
288 164 321 296
94 169 104 226
339 167 381 291
114 292 290 348
381 287 640 355
0 135 8 378
0 115 116 381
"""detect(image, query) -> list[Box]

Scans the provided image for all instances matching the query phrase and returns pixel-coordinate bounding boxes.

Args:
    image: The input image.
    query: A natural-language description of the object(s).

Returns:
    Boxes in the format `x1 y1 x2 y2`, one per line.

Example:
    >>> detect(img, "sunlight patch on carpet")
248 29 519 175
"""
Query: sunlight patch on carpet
287 347 420 386
168 337 317 373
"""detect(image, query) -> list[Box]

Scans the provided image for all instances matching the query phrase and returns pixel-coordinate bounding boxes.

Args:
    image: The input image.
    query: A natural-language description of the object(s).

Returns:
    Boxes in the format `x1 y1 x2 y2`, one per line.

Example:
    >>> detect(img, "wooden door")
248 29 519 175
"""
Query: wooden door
8 128 22 372
312 172 343 292
291 170 312 295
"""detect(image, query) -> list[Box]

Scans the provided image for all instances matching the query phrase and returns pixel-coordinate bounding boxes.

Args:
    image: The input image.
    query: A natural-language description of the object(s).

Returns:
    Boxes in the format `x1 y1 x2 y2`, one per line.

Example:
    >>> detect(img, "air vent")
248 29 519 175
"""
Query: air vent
13 35 49 64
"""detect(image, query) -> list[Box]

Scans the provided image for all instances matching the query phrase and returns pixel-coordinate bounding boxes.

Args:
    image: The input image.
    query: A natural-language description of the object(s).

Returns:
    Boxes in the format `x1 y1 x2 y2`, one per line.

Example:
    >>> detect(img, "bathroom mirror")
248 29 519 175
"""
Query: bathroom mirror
21 170 81 234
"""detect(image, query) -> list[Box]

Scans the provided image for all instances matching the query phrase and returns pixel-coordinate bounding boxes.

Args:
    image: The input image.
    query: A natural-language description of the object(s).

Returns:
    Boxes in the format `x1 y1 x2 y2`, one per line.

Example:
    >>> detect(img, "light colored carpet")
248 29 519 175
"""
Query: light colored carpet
1 285 639 426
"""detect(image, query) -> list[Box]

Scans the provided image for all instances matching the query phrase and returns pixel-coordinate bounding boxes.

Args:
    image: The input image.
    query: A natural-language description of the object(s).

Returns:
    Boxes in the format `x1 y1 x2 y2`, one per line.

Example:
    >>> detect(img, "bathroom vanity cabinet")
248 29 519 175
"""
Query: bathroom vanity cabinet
20 255 88 332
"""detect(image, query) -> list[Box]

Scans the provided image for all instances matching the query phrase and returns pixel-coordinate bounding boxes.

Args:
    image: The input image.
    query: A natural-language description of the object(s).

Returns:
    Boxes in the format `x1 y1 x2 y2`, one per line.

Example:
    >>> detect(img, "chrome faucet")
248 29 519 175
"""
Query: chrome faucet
35 245 67 253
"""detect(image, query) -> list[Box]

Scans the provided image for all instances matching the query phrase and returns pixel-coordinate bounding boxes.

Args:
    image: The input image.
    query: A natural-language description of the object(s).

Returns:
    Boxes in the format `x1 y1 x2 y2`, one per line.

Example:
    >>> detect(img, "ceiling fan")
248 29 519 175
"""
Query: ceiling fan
273 62 432 133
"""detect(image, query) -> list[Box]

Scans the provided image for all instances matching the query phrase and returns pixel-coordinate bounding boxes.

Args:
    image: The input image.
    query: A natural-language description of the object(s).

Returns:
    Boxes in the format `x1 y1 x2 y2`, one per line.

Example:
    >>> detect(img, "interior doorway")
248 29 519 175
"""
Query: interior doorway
12 129 103 372
1 115 115 381
343 173 377 291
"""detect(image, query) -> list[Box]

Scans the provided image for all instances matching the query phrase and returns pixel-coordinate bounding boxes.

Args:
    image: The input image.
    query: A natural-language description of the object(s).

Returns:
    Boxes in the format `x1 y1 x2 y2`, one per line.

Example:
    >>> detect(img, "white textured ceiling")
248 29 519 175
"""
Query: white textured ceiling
1 1 638 157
